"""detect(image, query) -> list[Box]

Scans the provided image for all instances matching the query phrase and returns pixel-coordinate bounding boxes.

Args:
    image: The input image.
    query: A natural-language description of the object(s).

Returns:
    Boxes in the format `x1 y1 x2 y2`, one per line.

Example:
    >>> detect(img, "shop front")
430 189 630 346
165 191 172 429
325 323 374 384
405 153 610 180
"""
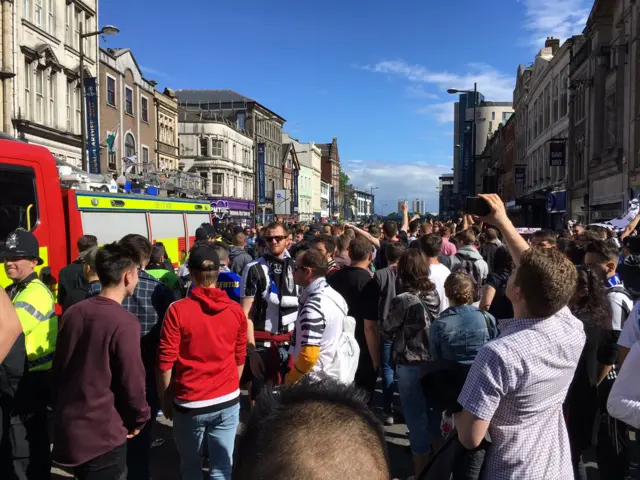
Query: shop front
590 175 623 223
546 190 567 231
210 198 255 227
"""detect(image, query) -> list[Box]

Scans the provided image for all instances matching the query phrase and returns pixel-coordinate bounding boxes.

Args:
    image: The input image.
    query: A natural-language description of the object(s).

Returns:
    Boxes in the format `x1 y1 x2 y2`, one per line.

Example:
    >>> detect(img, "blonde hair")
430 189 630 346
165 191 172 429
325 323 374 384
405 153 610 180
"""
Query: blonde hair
444 273 474 306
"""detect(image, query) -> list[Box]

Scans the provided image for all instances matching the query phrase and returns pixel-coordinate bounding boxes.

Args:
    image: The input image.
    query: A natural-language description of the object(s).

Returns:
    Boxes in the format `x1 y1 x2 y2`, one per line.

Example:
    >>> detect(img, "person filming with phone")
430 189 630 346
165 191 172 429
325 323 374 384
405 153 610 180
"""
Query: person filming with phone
455 194 586 479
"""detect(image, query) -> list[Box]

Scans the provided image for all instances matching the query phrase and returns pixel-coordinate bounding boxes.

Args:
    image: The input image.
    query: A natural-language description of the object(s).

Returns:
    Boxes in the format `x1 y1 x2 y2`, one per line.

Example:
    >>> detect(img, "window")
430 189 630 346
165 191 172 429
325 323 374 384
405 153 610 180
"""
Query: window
23 0 31 21
237 111 245 130
232 176 237 197
48 73 56 127
225 140 229 158
35 69 43 122
141 96 148 123
66 81 71 131
108 151 116 171
125 87 133 115
24 61 31 120
233 144 236 161
34 0 42 26
200 137 208 156
74 8 81 49
0 166 39 242
142 146 149 165
124 133 135 158
106 76 116 106
74 86 81 134
47 0 54 33
212 173 223 196
212 140 223 156
489 121 493 132
65 3 71 44
491 111 495 121
502 112 509 122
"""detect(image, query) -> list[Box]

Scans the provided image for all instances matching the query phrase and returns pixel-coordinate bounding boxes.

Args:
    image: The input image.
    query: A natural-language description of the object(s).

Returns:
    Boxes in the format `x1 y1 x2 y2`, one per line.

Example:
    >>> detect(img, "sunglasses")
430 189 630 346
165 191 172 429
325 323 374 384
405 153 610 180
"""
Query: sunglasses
265 236 287 243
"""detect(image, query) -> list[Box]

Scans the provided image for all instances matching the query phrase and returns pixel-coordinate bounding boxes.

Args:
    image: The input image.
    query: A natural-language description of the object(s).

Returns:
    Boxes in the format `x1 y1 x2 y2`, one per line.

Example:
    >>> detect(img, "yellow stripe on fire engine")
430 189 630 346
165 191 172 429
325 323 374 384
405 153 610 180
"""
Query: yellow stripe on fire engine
76 194 211 213
155 238 181 267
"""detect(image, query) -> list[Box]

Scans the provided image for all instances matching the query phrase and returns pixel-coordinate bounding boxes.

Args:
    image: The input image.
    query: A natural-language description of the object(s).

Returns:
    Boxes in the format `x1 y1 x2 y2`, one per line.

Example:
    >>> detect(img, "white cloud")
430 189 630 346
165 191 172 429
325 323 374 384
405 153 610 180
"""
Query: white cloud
521 0 590 46
140 65 171 79
342 158 450 214
362 60 514 124
405 85 440 100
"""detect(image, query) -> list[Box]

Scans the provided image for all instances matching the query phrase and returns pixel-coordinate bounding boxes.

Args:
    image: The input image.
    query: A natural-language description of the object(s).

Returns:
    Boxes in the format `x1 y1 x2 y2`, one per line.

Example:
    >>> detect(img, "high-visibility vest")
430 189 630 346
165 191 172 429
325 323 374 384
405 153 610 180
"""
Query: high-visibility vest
11 278 58 372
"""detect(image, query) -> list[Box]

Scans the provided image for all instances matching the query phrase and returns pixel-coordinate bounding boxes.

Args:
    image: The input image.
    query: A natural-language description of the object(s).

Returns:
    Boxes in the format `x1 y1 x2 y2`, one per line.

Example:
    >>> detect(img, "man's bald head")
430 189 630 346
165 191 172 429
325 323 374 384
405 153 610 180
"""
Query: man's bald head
233 380 390 480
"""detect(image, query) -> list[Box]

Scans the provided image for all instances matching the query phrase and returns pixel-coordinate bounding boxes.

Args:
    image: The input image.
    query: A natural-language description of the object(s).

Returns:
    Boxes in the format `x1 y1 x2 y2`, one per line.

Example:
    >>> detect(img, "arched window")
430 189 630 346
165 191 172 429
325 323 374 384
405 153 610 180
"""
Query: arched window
125 133 136 158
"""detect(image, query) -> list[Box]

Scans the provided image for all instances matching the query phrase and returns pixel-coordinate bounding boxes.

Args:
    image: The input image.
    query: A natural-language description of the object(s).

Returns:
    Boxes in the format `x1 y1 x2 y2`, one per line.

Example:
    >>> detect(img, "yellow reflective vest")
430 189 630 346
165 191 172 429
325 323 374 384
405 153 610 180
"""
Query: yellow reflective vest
9 275 58 372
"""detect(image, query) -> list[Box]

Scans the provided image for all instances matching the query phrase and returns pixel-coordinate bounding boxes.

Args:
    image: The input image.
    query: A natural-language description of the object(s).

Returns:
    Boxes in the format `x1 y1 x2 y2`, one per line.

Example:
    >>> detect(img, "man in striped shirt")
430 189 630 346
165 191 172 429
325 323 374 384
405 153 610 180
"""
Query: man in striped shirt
286 249 348 384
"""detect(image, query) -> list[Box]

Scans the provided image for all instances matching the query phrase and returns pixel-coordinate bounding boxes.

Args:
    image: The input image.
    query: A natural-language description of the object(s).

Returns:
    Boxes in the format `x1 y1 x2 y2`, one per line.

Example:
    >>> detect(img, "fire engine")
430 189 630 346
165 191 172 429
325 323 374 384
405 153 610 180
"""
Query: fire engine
0 135 212 295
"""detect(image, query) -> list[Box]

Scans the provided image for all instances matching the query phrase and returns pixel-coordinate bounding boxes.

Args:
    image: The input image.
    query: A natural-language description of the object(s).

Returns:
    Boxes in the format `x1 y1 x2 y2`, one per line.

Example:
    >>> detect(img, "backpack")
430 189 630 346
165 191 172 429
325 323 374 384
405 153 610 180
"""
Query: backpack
322 297 360 384
452 257 483 302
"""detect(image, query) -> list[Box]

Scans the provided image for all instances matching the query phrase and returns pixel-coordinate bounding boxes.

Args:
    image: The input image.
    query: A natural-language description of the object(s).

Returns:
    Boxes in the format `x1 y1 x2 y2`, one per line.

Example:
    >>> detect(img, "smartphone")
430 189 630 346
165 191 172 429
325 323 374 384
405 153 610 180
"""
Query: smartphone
464 196 491 217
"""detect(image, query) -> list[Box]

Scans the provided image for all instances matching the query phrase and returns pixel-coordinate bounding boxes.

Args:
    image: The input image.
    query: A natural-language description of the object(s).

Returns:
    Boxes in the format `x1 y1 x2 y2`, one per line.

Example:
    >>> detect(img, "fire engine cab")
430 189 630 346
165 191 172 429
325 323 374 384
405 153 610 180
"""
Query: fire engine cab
0 135 212 293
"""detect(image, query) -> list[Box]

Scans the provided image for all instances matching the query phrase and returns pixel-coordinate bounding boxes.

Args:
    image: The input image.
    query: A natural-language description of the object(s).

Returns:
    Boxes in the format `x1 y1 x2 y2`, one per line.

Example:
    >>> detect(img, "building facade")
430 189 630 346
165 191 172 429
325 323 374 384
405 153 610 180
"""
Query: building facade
297 164 313 222
453 91 484 200
281 142 300 220
317 137 341 217
8 0 100 167
320 180 330 219
99 48 156 175
352 189 374 219
154 87 179 171
178 111 254 204
283 132 322 217
411 199 425 215
176 90 284 219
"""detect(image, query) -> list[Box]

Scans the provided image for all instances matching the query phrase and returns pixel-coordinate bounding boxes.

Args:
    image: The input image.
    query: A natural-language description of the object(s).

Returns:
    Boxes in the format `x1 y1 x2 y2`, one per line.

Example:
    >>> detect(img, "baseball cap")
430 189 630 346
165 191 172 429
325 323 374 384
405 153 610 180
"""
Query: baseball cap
187 245 220 271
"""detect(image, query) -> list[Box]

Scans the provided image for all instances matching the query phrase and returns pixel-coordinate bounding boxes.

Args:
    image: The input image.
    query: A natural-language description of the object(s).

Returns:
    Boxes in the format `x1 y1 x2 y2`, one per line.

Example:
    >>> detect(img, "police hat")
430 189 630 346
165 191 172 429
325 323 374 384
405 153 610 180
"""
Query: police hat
0 230 44 265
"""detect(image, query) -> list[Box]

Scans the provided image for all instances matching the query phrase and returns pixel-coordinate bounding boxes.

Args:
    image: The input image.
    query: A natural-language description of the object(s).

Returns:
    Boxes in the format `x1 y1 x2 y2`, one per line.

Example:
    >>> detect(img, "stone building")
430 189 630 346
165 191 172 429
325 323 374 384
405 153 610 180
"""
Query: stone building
317 137 341 218
154 87 179 171
6 0 100 167
99 47 156 175
176 90 284 221
282 132 322 220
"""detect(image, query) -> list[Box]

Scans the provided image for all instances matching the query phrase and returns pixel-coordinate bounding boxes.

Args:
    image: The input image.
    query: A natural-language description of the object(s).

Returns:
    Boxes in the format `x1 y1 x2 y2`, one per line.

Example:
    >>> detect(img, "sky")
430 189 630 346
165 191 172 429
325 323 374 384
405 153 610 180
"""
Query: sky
101 0 593 215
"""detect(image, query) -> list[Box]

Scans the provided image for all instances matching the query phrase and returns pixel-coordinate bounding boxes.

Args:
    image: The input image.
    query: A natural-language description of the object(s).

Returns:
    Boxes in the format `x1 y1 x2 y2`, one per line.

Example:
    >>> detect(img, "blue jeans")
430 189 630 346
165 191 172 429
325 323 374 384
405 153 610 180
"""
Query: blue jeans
173 403 240 480
396 363 441 455
380 339 395 414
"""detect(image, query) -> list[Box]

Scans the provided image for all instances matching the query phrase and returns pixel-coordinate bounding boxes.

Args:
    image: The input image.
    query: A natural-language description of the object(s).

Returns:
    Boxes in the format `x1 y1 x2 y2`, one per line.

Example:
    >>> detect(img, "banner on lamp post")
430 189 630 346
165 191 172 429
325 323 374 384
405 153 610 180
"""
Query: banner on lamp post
549 140 566 167
257 143 266 205
84 77 101 174
515 167 526 184
293 168 299 213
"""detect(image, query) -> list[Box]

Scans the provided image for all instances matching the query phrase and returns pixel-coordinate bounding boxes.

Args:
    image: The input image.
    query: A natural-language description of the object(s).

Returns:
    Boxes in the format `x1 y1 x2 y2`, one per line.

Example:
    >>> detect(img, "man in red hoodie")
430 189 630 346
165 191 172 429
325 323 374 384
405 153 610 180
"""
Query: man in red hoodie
157 244 247 480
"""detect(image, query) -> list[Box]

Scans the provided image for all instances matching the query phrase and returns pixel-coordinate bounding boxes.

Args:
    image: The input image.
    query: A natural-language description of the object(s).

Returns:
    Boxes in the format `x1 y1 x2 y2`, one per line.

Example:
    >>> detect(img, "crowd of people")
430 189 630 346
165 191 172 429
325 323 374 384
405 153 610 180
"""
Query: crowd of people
1 196 640 479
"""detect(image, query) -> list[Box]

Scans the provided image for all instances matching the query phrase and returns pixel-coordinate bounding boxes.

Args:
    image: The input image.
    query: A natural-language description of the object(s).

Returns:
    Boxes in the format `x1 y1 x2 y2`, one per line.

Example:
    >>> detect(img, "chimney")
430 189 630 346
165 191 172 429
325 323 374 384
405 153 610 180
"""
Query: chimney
545 37 560 54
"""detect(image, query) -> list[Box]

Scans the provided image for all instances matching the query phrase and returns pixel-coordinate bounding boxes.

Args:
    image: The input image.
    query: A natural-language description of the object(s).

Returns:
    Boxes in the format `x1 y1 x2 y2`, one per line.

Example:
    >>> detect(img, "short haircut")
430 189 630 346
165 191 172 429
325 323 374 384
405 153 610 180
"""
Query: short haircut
419 234 443 258
297 248 329 277
421 222 433 234
409 219 420 234
386 241 406 264
337 235 351 252
314 234 336 254
233 379 390 480
323 225 332 234
332 223 344 234
149 244 165 265
441 226 452 237
461 229 476 246
382 221 397 238
265 222 287 236
120 234 152 264
533 229 558 245
586 239 619 263
95 242 138 288
588 225 609 240
485 228 498 241
77 235 98 253
514 247 577 318
233 232 246 247
445 272 475 306
212 242 230 263
348 236 372 262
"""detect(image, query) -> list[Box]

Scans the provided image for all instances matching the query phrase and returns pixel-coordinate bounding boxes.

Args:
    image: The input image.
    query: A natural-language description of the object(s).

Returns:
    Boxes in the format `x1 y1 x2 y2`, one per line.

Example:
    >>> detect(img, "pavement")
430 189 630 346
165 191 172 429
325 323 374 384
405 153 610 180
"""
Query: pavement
51 383 600 480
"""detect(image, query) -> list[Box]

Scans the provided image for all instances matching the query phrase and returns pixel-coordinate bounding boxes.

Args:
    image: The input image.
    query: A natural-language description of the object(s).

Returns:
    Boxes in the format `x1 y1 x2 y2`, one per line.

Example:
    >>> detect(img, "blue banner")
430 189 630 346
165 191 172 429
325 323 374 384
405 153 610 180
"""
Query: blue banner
257 143 266 204
293 168 299 212
84 77 100 174
329 184 334 216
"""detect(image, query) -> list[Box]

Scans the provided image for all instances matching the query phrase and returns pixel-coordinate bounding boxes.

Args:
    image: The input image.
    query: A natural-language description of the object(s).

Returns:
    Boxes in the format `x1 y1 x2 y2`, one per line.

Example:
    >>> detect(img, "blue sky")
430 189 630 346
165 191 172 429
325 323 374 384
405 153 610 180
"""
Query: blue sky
101 0 592 214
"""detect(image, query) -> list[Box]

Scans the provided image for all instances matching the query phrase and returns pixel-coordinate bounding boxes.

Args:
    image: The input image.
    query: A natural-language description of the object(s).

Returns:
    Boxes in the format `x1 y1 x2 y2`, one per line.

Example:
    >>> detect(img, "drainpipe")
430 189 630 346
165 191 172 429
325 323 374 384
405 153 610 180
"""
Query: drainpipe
2 0 14 133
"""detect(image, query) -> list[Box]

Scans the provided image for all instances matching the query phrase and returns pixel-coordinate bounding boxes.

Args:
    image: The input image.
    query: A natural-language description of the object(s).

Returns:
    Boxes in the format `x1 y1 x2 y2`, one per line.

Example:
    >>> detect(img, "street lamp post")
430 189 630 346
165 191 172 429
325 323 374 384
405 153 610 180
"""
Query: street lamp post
448 83 478 195
79 24 119 171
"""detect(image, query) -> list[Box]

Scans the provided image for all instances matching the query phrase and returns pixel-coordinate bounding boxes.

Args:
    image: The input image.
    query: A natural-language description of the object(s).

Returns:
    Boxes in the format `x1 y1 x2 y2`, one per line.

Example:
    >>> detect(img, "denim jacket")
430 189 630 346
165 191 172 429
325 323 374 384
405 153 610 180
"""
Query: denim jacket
428 305 496 365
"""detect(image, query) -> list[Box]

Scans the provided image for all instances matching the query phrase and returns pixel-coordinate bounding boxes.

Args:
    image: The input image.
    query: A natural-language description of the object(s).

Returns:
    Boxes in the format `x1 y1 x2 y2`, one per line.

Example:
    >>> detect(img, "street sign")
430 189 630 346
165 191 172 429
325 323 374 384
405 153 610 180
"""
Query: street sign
274 189 291 215
549 141 566 167
515 167 526 184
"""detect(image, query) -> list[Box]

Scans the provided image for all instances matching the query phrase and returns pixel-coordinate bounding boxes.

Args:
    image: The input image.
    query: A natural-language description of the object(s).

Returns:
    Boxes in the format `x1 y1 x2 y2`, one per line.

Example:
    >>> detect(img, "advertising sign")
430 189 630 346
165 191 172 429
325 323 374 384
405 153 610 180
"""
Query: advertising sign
84 77 101 174
515 167 526 184
549 141 566 167
257 143 266 204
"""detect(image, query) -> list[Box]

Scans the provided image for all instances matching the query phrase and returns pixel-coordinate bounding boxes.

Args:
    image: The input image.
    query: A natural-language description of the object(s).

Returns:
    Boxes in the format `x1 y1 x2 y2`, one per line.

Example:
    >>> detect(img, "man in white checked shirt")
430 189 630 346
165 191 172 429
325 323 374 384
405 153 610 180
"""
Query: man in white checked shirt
455 194 586 480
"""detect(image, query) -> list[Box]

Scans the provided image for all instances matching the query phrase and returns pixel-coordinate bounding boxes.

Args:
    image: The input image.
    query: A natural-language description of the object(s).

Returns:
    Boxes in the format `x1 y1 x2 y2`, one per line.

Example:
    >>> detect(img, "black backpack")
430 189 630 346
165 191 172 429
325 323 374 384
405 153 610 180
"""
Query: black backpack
452 257 483 302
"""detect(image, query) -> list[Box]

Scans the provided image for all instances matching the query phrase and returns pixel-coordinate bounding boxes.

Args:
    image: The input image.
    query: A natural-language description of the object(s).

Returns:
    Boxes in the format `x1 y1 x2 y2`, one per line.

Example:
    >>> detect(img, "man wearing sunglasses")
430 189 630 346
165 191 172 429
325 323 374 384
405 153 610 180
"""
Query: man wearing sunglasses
240 222 299 402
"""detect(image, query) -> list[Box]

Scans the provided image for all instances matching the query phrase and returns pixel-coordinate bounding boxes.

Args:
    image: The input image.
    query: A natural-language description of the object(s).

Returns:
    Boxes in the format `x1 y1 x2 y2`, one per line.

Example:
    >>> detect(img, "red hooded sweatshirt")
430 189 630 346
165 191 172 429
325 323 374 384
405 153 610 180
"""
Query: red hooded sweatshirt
158 287 247 410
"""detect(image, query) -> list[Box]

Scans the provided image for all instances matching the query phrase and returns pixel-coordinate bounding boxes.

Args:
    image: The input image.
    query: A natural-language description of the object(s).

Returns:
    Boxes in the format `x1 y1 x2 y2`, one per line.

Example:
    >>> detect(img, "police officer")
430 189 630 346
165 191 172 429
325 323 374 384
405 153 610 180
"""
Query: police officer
0 229 55 477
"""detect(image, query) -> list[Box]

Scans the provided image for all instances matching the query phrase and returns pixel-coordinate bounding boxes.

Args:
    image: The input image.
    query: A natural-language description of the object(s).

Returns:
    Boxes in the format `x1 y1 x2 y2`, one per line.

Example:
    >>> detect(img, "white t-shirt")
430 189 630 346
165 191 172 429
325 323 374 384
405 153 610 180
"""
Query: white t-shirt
619 302 640 349
608 341 640 429
429 262 451 313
